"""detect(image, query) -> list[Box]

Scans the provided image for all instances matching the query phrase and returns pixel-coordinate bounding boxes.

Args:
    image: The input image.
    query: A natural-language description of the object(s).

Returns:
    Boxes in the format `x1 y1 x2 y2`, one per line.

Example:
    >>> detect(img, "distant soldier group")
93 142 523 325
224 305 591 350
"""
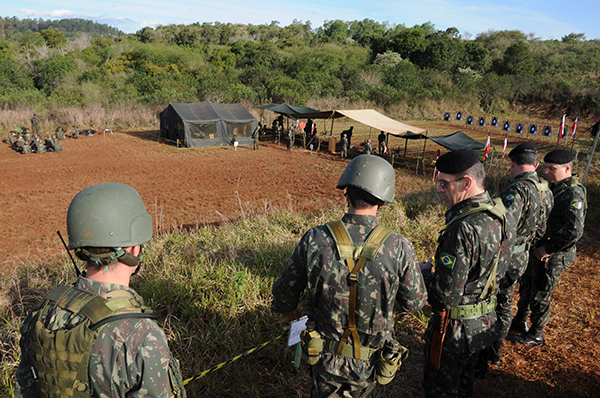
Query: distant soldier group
3 114 102 155
4 127 63 154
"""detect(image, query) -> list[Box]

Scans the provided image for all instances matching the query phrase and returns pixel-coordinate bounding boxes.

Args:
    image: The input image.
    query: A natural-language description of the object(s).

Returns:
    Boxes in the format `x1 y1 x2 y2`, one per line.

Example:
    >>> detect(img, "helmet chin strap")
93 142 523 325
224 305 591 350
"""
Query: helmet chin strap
75 244 145 268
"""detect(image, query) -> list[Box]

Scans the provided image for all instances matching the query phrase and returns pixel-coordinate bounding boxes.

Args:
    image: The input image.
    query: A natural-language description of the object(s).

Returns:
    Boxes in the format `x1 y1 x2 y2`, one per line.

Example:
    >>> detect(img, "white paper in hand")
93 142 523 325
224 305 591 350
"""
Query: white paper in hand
288 316 308 346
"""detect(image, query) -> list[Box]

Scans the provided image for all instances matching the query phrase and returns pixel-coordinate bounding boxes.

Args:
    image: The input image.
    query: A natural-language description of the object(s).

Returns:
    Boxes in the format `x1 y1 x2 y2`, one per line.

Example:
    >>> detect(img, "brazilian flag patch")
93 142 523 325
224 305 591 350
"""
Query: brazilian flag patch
439 253 456 269
504 193 516 203
570 200 583 210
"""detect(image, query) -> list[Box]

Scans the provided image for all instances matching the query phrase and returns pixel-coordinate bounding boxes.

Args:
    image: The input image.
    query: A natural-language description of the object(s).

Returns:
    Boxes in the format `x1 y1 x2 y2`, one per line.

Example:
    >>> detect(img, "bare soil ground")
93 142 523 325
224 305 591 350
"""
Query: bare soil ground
0 132 347 267
2 126 598 397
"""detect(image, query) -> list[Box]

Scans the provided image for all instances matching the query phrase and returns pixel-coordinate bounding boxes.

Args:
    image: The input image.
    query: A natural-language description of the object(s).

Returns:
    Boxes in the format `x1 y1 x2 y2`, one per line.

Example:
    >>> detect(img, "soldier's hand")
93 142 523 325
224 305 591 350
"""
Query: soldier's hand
283 307 303 322
533 246 550 261
418 261 433 272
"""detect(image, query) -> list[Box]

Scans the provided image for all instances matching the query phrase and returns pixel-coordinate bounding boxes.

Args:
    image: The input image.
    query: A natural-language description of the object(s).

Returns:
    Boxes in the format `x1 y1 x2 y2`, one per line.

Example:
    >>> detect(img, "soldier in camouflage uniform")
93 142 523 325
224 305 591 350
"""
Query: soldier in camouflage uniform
481 143 554 366
15 183 186 398
252 121 261 150
420 148 507 398
363 139 372 155
513 149 586 346
31 113 39 136
272 155 427 397
340 133 348 159
287 127 295 151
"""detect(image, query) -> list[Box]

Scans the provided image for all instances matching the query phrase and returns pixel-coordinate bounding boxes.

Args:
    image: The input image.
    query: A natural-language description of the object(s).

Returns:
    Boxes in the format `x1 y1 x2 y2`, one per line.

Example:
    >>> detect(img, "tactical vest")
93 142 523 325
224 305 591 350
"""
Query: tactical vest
516 174 550 249
548 176 587 237
439 198 508 318
325 220 393 360
22 285 159 398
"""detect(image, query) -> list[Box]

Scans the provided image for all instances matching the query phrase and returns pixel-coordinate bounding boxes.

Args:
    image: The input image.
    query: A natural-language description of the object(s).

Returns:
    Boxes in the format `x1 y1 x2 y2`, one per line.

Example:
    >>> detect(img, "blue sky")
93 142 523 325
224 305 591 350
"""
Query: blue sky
3 0 599 40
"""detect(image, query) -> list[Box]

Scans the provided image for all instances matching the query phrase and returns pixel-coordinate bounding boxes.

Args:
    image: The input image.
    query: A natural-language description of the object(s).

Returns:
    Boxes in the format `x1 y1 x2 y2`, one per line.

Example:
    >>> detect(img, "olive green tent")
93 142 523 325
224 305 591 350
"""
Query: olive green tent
159 102 256 147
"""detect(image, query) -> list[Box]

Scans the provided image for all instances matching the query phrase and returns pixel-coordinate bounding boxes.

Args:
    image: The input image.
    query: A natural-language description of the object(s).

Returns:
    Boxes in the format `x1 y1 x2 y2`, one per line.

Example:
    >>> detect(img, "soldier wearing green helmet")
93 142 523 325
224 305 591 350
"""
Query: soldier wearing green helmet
14 182 186 398
272 155 427 397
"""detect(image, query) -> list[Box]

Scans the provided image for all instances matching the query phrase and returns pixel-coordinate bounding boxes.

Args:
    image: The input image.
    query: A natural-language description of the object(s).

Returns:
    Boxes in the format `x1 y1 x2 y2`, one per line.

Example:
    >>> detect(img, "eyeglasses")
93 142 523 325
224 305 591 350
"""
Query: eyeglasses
438 177 463 189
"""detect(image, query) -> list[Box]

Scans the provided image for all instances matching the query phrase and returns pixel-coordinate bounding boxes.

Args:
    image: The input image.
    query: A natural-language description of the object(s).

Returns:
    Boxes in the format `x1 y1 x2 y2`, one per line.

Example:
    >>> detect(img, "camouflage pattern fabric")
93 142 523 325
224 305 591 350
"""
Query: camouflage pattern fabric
252 124 260 150
363 142 372 155
421 192 505 398
517 176 586 334
422 340 480 398
311 365 377 398
340 137 348 158
272 213 427 396
14 276 186 398
495 172 553 341
31 116 39 135
287 128 294 150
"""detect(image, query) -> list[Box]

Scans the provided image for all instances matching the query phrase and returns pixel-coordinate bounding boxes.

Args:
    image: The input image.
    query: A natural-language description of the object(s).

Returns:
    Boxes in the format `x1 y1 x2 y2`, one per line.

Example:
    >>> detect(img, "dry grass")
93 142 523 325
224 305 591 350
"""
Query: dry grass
2 110 599 397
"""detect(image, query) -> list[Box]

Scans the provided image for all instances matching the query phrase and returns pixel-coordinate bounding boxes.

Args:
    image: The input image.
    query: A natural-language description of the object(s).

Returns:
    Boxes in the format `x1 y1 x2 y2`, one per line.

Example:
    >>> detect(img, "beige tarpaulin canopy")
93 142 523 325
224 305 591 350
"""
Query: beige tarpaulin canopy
290 109 425 135
335 109 425 135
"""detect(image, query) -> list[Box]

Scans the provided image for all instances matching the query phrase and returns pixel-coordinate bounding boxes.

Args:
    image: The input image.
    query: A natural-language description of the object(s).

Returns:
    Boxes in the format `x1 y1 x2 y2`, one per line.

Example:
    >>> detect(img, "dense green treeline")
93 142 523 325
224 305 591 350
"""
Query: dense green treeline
0 16 122 38
1 17 599 120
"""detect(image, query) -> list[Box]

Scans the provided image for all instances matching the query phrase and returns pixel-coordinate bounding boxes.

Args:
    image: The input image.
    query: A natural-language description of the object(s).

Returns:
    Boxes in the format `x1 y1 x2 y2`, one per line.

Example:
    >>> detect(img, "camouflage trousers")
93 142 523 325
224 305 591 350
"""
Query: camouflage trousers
517 247 576 334
496 250 530 340
253 139 259 150
341 147 347 159
310 364 376 398
422 336 481 398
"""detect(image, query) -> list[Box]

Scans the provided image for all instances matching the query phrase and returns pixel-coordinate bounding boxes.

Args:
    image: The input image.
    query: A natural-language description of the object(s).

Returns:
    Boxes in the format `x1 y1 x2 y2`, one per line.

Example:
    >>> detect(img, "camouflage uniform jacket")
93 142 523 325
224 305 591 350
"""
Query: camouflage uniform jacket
542 176 586 254
501 171 554 249
424 192 505 354
272 213 427 380
15 276 185 398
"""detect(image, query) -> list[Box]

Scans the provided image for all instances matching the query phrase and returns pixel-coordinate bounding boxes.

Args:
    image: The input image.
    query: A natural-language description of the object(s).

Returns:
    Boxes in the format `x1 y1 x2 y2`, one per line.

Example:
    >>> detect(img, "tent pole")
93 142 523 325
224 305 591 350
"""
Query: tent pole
403 138 408 158
415 148 420 175
422 131 428 175
583 121 600 184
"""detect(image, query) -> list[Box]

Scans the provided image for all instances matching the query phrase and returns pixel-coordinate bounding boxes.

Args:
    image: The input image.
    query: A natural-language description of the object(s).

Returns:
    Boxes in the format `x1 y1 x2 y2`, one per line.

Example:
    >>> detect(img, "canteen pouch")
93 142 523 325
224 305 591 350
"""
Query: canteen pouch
375 343 408 385
300 328 323 366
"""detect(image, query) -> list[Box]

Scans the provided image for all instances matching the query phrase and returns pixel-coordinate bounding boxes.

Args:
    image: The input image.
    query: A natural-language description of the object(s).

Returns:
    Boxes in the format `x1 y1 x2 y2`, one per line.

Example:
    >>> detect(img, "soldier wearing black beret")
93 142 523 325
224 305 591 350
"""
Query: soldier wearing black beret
479 142 553 370
513 148 586 346
421 148 507 397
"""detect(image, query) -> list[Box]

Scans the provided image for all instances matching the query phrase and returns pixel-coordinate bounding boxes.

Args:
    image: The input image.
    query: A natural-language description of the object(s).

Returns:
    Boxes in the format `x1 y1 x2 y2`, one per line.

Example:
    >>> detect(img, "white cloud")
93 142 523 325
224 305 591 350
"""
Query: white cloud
19 9 37 16
49 10 75 18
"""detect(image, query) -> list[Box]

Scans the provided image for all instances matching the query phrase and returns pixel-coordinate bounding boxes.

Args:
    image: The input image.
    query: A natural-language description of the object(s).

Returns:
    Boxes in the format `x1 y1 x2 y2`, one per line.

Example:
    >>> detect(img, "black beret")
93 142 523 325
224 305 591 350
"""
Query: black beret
509 143 536 158
437 148 480 174
544 149 574 164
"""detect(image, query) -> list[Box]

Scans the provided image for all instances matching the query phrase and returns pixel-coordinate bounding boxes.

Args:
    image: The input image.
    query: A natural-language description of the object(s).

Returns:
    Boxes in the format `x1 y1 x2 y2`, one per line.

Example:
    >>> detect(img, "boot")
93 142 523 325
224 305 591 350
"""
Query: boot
490 339 502 366
509 310 530 335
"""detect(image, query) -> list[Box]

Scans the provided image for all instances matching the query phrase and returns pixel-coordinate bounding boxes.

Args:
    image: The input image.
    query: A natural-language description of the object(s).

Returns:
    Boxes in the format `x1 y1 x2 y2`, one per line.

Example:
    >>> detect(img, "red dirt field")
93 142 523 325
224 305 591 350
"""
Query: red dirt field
0 132 348 267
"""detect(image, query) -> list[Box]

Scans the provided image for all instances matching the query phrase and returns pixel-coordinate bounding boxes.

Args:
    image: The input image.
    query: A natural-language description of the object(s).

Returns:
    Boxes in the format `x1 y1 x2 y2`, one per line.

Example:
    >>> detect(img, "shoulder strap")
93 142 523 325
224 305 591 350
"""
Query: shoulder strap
44 285 157 327
445 198 507 237
553 177 587 212
441 199 507 301
325 220 393 359
520 174 549 194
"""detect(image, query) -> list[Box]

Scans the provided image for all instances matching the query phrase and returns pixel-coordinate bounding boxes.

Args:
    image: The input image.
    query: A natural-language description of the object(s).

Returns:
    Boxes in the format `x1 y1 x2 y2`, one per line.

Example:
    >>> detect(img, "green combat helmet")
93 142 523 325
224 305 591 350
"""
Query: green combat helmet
337 154 396 203
67 182 153 267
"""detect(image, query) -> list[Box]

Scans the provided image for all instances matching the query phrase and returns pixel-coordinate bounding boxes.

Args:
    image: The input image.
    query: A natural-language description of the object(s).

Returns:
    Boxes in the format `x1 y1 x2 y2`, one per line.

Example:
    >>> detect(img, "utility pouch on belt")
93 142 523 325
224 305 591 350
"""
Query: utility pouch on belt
300 320 323 365
375 339 409 385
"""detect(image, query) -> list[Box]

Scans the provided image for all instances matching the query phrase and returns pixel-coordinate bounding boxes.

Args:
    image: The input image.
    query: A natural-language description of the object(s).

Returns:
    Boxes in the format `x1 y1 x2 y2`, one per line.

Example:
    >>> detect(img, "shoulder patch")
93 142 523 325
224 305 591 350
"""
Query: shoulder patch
570 200 583 210
439 253 456 269
504 193 516 203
